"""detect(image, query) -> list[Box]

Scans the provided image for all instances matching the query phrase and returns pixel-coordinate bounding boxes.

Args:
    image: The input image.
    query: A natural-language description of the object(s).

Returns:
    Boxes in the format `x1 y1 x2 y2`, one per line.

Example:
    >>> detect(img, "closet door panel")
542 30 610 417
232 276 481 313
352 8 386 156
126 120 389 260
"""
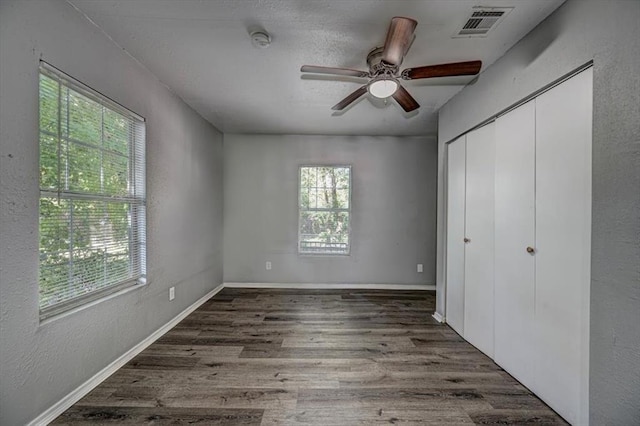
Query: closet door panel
445 136 466 336
463 123 495 358
534 68 592 425
494 101 536 385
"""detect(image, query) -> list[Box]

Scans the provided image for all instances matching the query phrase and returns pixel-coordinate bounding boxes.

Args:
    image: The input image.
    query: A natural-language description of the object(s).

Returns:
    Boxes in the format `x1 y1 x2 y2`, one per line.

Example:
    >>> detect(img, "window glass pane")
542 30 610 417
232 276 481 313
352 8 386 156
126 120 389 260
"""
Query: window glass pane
105 201 130 247
299 168 310 209
39 133 59 190
103 151 129 196
74 199 127 251
70 199 131 283
39 197 71 308
334 168 350 189
300 187 310 209
104 109 130 155
70 199 94 249
39 74 59 134
71 248 106 295
336 188 349 208
67 142 101 193
307 167 317 186
67 90 102 146
106 254 131 281
315 188 331 209
39 263 70 308
39 197 70 261
299 211 350 254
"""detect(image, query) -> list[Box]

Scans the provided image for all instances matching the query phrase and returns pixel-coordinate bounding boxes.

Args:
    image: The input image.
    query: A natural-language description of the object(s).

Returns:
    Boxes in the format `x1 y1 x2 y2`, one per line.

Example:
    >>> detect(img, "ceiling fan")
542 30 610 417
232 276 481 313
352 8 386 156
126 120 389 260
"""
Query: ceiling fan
300 17 482 113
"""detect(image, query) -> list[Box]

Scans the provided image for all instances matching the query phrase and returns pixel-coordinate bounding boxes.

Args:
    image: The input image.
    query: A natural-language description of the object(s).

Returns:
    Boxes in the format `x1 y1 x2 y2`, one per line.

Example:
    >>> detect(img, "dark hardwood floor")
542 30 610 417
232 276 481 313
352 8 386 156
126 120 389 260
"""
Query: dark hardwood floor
52 289 567 425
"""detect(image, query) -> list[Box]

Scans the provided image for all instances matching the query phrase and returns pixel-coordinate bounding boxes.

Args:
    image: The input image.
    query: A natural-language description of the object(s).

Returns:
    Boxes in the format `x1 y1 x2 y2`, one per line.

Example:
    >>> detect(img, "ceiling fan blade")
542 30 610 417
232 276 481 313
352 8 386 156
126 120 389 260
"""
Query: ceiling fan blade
332 85 368 111
381 17 418 66
401 60 482 80
392 85 420 112
301 65 369 78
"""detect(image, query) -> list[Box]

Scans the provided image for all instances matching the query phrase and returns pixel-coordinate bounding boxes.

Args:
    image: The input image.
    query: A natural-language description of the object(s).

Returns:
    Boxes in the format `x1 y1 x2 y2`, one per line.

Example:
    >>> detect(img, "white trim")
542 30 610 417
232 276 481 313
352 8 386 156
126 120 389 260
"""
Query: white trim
223 282 436 291
28 284 224 426
432 312 445 323
39 281 146 326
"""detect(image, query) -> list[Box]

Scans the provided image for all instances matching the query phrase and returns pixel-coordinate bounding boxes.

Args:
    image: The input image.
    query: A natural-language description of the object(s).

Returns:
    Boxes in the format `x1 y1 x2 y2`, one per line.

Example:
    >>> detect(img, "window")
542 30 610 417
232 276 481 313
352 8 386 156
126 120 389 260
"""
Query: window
38 62 146 319
298 165 351 255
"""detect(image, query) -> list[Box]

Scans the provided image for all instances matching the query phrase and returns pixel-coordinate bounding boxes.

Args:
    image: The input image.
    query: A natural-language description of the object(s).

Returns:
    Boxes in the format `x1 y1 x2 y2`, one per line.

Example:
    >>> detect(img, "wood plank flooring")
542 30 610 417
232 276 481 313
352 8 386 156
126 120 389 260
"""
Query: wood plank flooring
52 289 567 425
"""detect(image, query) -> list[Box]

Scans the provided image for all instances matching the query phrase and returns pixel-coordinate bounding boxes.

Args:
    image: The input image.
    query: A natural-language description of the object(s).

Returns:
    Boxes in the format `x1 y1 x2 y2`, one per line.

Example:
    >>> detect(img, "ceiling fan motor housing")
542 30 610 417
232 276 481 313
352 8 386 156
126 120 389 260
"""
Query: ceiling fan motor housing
367 46 400 75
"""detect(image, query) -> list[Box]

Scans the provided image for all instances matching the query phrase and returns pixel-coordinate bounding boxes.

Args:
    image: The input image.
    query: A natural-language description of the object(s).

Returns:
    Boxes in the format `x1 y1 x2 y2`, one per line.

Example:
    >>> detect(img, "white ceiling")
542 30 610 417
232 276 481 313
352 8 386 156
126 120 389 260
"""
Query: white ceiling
69 0 565 136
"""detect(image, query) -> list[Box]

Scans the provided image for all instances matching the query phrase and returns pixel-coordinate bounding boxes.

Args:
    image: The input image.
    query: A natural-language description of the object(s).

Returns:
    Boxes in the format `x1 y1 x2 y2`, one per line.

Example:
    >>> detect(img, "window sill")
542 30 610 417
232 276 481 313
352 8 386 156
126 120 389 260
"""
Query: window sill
298 252 351 257
39 278 147 326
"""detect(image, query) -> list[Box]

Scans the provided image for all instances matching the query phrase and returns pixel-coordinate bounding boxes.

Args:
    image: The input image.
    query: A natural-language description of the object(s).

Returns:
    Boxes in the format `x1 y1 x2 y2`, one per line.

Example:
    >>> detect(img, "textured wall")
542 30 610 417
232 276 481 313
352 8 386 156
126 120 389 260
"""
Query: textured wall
223 134 437 286
436 1 640 423
0 1 224 424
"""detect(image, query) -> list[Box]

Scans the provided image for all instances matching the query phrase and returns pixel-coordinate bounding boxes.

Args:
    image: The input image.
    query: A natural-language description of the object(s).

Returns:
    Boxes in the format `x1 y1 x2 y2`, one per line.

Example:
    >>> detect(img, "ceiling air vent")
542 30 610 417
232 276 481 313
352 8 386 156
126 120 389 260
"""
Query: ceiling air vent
454 7 513 38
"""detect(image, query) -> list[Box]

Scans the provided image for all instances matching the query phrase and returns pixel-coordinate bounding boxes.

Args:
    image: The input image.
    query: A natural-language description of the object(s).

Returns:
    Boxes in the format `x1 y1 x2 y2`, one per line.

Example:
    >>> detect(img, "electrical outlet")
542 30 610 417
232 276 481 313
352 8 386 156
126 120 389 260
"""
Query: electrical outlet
266 261 272 270
417 264 423 273
169 286 175 301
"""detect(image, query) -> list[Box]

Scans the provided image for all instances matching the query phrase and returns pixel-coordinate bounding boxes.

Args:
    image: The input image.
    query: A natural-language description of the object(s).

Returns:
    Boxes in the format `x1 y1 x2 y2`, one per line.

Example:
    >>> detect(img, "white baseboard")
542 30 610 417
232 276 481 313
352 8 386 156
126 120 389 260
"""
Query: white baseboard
223 282 436 291
432 312 445 323
28 284 224 426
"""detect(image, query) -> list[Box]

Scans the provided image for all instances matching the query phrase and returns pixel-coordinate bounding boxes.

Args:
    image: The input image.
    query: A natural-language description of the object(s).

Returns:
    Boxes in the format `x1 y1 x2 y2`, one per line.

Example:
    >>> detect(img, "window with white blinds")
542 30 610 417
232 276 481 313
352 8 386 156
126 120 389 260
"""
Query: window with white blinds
38 62 146 319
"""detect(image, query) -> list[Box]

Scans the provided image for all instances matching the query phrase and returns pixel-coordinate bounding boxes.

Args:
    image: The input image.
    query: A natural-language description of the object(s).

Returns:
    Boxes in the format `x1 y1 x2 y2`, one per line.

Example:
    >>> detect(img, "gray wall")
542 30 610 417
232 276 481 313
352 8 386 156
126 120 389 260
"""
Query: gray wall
0 1 224 424
223 134 437 286
435 1 640 423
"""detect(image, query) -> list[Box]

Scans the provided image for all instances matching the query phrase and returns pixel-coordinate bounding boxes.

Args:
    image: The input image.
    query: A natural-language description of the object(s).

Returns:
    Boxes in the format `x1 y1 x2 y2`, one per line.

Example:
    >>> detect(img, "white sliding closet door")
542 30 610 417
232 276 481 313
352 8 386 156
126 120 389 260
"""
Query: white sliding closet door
445 136 466 335
494 101 536 386
463 123 495 357
533 68 592 425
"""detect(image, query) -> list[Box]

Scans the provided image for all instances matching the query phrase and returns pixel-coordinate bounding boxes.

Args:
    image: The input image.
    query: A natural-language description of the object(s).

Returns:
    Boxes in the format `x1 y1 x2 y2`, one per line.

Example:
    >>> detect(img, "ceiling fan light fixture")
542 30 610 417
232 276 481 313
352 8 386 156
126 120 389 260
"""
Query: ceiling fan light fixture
368 78 398 98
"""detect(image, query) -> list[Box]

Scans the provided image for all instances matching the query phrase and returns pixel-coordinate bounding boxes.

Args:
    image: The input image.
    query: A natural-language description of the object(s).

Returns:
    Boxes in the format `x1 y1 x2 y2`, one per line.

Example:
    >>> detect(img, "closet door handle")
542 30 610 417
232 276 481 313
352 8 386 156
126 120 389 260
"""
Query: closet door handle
526 246 535 254
464 238 471 243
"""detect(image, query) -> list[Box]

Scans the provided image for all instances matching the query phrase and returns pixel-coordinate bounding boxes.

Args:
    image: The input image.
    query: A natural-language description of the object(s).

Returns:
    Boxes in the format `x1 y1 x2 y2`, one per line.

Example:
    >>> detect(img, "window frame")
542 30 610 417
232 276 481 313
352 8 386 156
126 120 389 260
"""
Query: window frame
38 61 147 321
297 164 352 256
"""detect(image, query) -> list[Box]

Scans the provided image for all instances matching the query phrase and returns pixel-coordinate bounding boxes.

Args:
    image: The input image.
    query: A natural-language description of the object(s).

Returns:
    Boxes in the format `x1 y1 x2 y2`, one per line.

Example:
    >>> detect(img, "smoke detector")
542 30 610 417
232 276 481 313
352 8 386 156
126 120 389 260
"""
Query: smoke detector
454 7 513 38
250 30 271 48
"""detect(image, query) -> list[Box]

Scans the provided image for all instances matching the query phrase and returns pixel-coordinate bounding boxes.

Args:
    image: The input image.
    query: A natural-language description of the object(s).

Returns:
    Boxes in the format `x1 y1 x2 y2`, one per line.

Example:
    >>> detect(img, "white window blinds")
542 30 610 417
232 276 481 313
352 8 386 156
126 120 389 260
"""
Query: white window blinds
38 62 146 319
